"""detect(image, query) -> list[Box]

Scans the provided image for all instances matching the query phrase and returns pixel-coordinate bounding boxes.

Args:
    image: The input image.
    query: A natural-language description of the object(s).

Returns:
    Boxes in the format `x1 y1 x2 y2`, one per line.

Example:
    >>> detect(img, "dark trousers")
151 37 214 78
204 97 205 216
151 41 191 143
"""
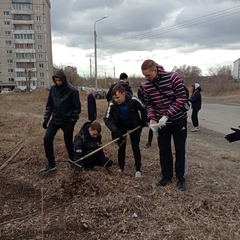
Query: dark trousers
191 109 200 127
82 149 112 169
117 124 141 171
148 129 153 144
44 122 74 166
157 119 188 180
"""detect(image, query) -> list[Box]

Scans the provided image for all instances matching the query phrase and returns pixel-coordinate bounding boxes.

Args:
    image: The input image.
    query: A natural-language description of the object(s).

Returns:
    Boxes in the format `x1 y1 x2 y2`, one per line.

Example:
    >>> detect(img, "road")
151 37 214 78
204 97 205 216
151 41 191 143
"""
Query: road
188 102 240 135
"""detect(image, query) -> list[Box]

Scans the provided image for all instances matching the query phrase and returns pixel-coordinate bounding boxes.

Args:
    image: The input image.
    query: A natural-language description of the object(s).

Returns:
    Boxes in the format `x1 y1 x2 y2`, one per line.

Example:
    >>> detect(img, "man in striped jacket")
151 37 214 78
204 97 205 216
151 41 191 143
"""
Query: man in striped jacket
141 59 188 191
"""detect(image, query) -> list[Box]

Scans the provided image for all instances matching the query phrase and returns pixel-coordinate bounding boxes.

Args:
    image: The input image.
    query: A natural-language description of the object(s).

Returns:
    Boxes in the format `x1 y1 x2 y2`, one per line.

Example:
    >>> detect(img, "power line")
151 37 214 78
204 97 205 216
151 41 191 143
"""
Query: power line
100 4 240 48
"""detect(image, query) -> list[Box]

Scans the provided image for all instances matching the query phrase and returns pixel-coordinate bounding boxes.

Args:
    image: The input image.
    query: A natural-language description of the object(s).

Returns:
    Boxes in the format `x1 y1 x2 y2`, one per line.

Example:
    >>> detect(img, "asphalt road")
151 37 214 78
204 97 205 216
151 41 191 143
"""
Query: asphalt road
188 102 240 135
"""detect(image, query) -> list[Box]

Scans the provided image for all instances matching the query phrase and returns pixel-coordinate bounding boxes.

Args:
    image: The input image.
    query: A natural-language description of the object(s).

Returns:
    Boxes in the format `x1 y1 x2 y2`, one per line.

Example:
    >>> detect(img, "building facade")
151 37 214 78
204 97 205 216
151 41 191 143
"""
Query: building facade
233 58 240 82
0 0 53 90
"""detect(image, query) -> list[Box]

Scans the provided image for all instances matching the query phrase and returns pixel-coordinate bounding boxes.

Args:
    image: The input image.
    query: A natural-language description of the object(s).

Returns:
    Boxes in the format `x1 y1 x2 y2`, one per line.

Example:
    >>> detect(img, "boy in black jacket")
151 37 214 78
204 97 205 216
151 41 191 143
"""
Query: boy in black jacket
73 121 112 170
104 84 147 178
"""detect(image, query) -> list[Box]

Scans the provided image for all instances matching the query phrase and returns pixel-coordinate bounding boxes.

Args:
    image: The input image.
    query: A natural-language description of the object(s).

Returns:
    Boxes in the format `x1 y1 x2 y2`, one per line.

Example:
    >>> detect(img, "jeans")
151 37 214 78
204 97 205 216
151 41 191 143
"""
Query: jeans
43 121 74 166
191 109 200 127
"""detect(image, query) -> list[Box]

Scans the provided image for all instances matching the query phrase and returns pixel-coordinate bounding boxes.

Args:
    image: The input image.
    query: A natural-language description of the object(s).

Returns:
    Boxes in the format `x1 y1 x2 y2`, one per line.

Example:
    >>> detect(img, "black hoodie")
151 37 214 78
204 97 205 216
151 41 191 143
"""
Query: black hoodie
43 69 81 125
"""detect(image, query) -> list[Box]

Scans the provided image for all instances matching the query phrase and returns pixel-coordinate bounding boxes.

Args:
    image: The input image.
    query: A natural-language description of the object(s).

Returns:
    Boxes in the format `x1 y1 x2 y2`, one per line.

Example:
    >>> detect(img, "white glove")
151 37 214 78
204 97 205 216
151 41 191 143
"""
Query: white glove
158 116 168 129
150 124 159 138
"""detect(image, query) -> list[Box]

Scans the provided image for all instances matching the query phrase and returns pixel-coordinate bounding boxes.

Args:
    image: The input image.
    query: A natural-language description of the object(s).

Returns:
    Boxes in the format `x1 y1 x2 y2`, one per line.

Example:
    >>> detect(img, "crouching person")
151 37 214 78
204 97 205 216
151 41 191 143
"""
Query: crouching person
72 121 113 171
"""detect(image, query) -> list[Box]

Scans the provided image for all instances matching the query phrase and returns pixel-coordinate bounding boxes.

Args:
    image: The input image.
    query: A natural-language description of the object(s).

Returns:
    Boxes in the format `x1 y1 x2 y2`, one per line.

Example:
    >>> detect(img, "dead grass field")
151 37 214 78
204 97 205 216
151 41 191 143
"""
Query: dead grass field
0 90 240 240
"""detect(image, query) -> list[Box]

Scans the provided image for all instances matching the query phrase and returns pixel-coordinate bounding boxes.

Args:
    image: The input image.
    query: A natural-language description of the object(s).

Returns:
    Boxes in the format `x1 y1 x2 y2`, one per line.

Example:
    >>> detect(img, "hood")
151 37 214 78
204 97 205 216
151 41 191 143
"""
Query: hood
192 83 201 91
156 64 165 74
52 69 67 85
80 122 91 136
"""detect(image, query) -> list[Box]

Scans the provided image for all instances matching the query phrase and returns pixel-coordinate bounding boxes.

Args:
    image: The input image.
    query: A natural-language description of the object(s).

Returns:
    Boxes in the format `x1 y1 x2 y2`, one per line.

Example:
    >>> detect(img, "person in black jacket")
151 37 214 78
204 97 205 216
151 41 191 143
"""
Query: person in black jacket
73 121 113 170
87 89 97 122
104 84 147 178
189 83 202 132
40 69 81 173
106 72 133 102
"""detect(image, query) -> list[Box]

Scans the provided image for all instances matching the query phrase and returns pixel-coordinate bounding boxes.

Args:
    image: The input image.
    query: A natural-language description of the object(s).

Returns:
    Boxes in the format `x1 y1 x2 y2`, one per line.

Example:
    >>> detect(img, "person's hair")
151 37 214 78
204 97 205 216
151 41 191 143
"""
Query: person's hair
90 121 101 133
112 84 125 96
141 59 157 71
88 88 94 94
119 72 128 80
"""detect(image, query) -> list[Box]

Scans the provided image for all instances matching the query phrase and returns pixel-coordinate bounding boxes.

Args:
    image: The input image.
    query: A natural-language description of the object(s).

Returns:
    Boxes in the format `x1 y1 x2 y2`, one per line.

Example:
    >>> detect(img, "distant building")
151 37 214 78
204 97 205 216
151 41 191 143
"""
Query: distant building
233 58 240 82
0 0 53 90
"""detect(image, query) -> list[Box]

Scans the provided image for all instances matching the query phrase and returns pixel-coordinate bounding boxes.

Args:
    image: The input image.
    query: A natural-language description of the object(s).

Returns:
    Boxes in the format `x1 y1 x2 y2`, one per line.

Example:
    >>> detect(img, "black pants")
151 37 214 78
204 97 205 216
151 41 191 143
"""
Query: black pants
148 129 153 144
191 109 200 127
117 124 141 171
157 119 188 180
44 122 74 166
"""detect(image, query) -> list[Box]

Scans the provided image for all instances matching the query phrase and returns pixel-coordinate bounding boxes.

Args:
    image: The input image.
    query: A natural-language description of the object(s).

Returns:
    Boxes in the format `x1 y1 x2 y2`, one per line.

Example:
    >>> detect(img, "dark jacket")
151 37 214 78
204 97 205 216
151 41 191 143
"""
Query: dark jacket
87 93 97 122
104 94 147 137
73 122 102 161
106 81 133 102
137 85 145 103
44 69 81 125
189 86 202 110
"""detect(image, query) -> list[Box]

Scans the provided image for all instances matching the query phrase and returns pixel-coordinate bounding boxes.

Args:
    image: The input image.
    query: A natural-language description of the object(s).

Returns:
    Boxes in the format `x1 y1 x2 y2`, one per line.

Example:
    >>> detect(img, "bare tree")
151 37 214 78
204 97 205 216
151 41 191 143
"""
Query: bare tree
208 64 232 82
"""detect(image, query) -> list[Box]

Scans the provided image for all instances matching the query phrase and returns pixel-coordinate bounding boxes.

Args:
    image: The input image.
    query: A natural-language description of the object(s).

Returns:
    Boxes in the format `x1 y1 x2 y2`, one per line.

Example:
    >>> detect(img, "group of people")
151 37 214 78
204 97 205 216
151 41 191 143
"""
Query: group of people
40 60 205 192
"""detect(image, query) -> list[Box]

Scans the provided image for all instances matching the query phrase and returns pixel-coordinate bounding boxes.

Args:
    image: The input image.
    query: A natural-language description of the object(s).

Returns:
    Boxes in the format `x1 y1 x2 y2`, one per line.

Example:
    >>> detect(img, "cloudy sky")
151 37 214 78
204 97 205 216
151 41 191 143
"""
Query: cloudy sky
50 0 240 78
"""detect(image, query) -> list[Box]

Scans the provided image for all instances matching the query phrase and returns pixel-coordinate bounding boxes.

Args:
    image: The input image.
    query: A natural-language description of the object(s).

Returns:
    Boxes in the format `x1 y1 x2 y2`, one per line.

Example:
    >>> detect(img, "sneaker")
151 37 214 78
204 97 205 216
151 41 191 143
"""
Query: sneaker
144 143 151 148
40 164 56 173
191 127 199 132
117 168 124 173
156 178 172 187
135 171 141 178
177 178 187 191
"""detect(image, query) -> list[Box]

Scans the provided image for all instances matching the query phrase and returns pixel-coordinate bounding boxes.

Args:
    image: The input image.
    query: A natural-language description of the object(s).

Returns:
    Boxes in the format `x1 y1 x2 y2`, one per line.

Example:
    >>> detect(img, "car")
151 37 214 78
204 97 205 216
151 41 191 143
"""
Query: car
1 88 12 94
93 90 107 99
13 88 22 93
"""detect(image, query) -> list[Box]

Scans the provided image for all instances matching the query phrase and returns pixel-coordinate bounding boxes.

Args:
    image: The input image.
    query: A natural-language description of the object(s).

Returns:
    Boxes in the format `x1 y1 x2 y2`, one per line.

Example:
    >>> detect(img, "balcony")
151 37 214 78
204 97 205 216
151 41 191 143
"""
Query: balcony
14 39 35 44
15 58 36 63
15 77 37 81
15 49 36 53
12 20 34 25
11 9 33 15
15 68 36 72
12 30 34 34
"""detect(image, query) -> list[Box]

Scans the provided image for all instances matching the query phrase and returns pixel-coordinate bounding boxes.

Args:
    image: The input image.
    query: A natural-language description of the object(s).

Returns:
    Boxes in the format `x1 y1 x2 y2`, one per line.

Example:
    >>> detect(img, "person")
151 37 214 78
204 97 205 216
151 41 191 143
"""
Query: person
87 88 97 122
40 69 81 173
137 81 153 148
141 59 188 191
189 83 202 132
106 72 133 102
104 84 147 178
73 121 113 170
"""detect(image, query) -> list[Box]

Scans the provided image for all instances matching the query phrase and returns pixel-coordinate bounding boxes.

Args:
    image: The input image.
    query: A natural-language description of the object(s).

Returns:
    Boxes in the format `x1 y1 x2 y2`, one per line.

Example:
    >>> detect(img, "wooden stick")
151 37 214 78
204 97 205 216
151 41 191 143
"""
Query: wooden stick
0 146 23 171
71 125 141 164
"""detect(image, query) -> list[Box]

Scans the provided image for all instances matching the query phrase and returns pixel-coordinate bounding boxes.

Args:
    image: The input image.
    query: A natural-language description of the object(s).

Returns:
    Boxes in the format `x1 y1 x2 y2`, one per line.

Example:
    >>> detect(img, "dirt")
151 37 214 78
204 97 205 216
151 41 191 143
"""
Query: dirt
0 90 240 240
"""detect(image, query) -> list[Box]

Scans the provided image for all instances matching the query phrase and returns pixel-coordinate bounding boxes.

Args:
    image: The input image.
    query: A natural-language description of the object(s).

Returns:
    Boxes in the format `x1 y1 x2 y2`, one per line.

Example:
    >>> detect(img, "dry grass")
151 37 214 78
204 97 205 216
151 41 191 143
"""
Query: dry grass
0 90 240 240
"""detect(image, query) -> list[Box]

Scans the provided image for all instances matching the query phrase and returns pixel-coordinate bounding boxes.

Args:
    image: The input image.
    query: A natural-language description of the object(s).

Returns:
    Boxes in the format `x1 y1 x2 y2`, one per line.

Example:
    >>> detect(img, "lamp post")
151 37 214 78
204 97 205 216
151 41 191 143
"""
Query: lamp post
94 15 108 90
110 60 115 81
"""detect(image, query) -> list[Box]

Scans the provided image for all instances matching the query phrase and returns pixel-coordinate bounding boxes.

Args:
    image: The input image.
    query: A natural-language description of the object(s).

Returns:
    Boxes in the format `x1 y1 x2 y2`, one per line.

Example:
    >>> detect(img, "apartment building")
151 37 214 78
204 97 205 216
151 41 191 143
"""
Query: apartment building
0 0 53 90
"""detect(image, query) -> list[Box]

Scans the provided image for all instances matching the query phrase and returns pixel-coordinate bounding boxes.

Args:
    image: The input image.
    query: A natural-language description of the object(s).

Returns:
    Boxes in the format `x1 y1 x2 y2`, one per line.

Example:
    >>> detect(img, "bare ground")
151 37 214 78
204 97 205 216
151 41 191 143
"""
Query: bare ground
0 90 240 240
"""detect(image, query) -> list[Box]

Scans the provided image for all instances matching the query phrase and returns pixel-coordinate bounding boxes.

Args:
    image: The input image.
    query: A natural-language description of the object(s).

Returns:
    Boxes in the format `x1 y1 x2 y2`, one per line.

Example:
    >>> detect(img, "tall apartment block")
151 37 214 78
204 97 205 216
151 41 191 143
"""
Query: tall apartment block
0 0 53 90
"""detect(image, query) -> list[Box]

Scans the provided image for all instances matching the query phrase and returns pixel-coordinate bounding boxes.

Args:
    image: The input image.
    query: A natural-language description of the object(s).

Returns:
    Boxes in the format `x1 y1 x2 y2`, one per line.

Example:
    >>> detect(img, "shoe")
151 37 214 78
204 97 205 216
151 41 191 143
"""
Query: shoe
40 164 56 173
177 178 187 191
191 127 199 132
117 168 124 173
135 171 141 178
156 178 171 187
144 143 151 148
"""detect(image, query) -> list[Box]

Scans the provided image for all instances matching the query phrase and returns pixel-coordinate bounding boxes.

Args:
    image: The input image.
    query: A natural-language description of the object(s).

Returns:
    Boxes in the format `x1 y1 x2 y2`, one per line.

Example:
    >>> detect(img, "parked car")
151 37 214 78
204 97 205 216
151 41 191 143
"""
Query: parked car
1 88 12 94
13 88 22 93
93 90 107 99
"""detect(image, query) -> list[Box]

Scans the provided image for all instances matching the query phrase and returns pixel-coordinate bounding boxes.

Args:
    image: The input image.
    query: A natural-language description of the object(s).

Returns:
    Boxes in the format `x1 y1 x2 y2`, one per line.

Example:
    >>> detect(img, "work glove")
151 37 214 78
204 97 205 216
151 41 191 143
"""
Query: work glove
42 119 48 129
158 116 168 129
113 130 125 142
225 127 240 143
150 123 159 138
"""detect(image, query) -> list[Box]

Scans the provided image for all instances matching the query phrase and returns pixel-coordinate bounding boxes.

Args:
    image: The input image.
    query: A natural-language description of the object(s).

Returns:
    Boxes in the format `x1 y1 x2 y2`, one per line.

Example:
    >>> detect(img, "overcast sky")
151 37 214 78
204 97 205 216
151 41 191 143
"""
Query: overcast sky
50 0 240 78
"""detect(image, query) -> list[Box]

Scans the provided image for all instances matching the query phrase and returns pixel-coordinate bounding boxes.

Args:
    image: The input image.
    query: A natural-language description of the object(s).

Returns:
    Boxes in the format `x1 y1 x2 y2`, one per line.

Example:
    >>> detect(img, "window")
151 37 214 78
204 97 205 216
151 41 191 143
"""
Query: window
6 40 12 45
40 73 44 78
8 69 14 73
38 45 42 50
16 53 35 59
38 54 43 59
7 50 13 54
4 21 10 25
7 60 13 64
35 6 40 12
17 72 25 77
39 63 44 68
12 3 31 10
36 16 41 21
8 78 14 82
37 35 42 40
14 34 33 39
40 81 45 86
4 11 10 15
5 31 11 35
37 26 42 31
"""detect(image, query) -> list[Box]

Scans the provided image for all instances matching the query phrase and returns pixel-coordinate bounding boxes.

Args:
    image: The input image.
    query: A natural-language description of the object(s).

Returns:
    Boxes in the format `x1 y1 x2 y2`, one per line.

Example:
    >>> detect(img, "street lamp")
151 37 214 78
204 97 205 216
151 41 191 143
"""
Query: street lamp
94 15 108 90
110 60 115 81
